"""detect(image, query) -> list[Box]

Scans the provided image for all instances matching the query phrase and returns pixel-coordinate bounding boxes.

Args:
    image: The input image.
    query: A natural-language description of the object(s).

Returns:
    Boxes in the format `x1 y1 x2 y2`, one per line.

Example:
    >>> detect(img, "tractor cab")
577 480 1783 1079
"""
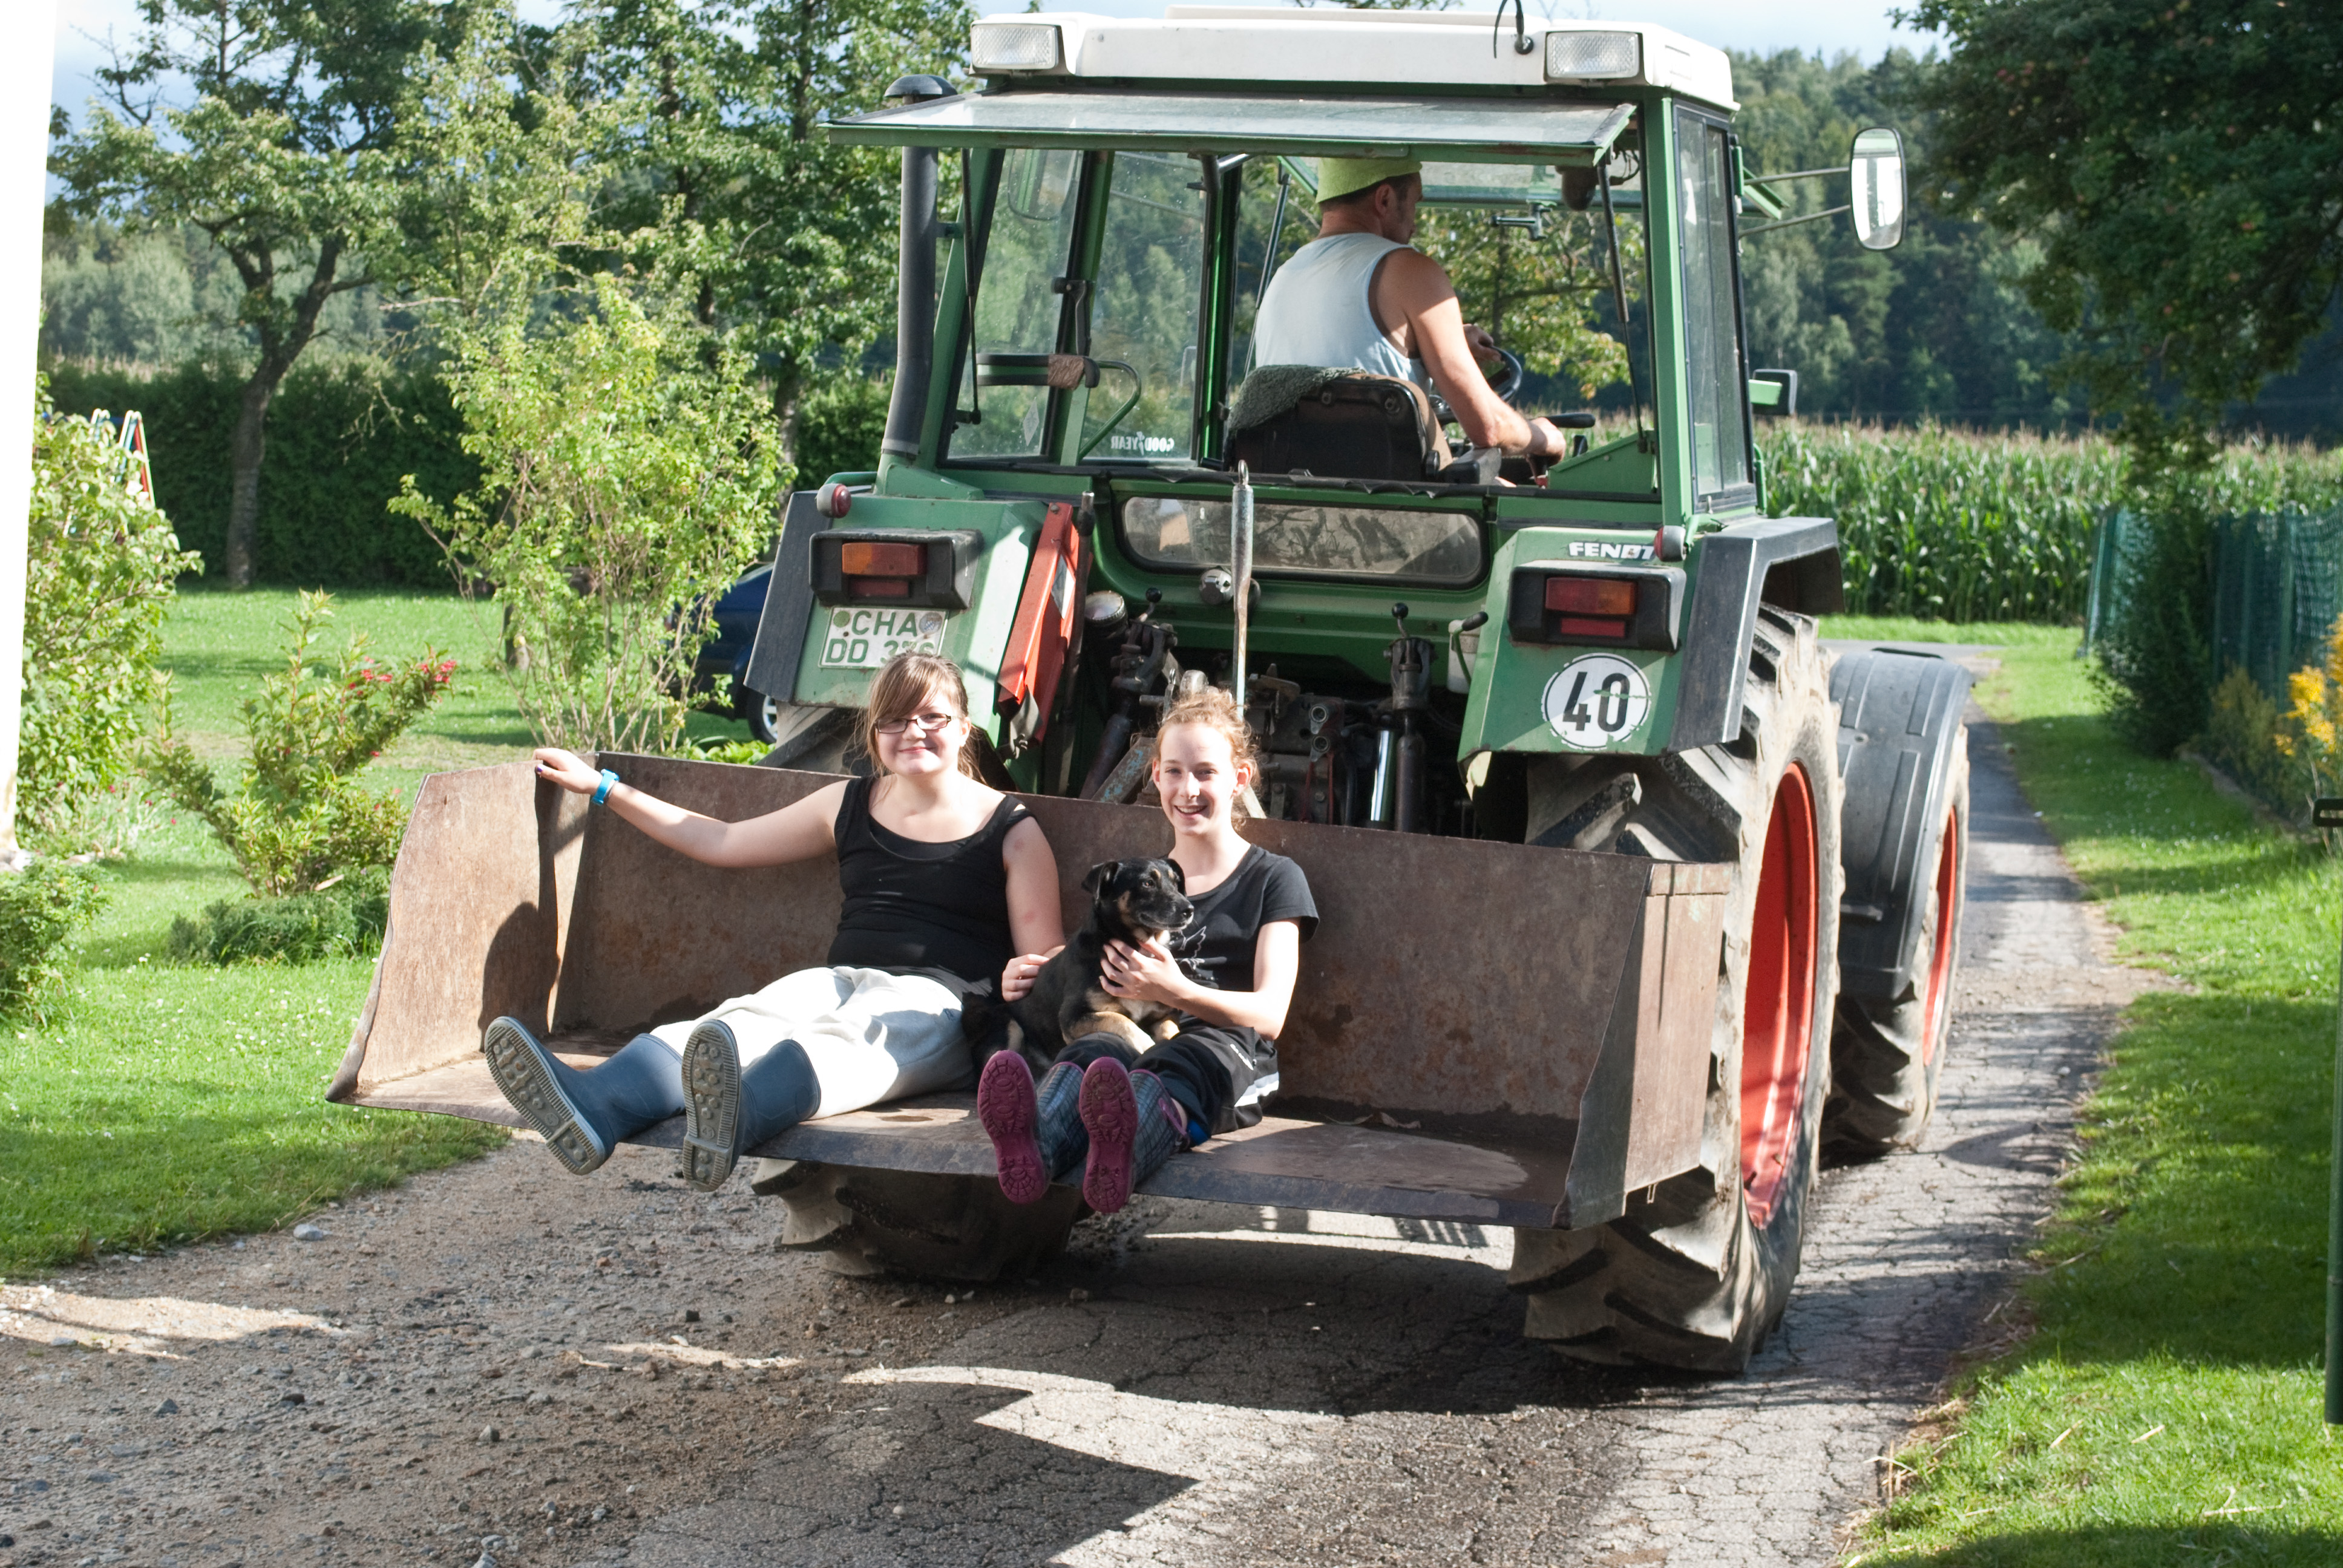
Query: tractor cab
839 10 1723 503
741 8 1904 830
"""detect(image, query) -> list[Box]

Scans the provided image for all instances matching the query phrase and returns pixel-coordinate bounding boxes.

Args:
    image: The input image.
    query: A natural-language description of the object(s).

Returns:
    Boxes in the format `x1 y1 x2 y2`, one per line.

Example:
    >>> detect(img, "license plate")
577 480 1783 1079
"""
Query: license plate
818 606 952 669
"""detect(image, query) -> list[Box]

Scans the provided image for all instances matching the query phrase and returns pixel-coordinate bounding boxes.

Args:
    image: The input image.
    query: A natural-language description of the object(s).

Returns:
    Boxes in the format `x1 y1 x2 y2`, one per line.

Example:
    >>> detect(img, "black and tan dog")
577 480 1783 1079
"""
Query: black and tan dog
998 858 1196 1073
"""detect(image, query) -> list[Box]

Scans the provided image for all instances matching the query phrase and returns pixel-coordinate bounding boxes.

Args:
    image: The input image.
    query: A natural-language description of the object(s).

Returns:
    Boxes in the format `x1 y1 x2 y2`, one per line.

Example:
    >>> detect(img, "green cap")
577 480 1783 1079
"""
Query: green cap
1314 157 1423 204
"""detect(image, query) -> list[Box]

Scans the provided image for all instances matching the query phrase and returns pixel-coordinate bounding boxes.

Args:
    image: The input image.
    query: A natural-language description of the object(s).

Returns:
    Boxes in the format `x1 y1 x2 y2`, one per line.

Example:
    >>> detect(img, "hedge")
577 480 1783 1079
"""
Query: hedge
44 357 477 587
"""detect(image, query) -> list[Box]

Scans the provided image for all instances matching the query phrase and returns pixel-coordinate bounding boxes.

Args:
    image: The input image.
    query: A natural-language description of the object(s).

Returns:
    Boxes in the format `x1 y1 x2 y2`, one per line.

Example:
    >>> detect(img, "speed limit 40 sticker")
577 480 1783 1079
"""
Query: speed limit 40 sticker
1542 653 1652 750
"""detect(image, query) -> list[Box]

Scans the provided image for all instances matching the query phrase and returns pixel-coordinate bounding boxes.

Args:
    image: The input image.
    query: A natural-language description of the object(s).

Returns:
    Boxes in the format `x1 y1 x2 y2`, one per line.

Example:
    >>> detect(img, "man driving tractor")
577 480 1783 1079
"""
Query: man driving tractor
1252 157 1572 463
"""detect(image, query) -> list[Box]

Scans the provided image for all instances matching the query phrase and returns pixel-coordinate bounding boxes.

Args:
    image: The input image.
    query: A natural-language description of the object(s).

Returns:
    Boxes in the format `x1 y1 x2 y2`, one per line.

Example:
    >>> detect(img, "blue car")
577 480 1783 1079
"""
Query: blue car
693 563 785 742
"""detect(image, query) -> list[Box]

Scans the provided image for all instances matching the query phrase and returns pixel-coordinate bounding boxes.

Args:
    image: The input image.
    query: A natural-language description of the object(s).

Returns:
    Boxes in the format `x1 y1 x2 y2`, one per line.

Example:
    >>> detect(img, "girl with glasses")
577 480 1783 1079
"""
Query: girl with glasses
482 650 1064 1191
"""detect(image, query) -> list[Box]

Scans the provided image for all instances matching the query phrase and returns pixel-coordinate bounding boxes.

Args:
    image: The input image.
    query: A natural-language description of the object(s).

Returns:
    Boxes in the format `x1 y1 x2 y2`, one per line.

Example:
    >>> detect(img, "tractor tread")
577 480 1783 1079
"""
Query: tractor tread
1511 612 1844 1374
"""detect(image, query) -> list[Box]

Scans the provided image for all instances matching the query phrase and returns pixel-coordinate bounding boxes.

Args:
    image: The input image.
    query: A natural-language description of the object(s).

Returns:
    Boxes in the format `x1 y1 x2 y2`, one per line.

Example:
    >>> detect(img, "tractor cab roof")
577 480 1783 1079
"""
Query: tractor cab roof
828 87 1639 171
958 7 1735 111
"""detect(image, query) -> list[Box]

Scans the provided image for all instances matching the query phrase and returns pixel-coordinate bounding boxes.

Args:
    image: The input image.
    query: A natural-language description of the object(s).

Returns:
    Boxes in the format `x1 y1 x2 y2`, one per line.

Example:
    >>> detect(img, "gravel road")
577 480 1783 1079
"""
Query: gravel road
0 687 2148 1567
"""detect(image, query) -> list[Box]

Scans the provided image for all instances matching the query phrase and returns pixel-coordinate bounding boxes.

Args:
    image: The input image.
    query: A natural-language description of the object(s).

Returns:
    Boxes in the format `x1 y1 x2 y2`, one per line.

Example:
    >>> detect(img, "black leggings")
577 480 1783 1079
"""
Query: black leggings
1056 1030 1238 1131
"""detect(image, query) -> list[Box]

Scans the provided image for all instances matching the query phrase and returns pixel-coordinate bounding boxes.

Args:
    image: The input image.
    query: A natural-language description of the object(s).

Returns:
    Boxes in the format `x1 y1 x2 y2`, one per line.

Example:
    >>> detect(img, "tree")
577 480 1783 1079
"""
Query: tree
49 1 482 587
391 272 785 756
1905 0 2343 434
577 0 973 453
1731 47 2083 426
1409 200 1631 403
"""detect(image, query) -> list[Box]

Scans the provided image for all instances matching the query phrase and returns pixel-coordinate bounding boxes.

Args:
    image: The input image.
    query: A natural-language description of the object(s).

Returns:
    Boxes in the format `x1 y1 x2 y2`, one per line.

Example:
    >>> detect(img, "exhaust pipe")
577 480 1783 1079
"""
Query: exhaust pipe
880 77 953 463
1386 602 1432 833
1231 462 1255 708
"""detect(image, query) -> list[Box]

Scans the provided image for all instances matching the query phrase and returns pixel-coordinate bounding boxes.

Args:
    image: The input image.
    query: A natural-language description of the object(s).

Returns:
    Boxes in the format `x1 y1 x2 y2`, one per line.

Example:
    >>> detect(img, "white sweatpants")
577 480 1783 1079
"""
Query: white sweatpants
648 966 971 1120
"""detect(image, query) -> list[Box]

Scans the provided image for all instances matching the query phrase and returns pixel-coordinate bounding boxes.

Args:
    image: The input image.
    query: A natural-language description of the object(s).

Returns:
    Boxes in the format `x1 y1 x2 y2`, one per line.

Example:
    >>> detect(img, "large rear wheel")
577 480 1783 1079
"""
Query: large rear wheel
1507 607 1844 1372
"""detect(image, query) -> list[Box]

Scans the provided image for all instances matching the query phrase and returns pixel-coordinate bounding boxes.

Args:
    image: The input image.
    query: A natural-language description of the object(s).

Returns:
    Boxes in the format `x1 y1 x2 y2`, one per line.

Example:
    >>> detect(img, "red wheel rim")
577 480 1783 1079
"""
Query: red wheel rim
1740 763 1819 1228
1919 808 1960 1066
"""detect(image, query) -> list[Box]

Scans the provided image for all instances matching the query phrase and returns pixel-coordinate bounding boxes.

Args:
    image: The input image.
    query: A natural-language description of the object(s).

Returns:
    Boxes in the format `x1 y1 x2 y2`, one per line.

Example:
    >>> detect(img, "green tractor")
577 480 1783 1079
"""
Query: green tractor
337 8 1972 1373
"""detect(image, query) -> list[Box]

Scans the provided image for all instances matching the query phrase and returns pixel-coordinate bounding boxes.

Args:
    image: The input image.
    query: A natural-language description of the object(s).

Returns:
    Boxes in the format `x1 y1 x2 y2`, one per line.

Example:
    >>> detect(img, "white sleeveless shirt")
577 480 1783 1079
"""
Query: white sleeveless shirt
1252 233 1428 387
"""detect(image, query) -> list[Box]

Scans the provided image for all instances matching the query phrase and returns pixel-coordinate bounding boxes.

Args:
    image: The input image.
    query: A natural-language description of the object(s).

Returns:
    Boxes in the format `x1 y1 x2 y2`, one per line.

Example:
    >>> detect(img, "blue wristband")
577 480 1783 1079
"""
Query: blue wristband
592 769 619 806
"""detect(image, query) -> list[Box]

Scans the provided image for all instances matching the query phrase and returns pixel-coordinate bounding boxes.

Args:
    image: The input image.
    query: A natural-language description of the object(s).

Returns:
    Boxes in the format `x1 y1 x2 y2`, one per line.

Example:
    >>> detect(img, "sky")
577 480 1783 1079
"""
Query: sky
51 0 1942 128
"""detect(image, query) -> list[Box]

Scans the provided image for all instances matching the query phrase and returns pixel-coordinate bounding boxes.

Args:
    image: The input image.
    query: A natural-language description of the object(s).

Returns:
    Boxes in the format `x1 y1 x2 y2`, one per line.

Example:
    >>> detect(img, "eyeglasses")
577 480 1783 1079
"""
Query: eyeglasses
872 711 963 736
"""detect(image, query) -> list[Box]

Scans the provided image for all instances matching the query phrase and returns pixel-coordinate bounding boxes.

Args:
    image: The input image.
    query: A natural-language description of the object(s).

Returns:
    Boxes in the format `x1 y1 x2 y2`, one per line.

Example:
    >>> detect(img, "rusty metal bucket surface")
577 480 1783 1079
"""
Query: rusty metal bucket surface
334 757 1725 1230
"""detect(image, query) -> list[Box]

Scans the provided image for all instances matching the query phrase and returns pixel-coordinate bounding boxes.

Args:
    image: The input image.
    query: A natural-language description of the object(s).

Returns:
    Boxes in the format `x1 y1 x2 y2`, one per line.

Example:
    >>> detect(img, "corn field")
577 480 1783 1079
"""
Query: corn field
1760 423 2127 622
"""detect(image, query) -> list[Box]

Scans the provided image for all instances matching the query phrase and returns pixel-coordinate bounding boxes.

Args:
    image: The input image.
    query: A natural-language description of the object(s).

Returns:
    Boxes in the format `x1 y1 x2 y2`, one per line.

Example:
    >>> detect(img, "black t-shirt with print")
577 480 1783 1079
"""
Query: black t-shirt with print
1166 845 1317 1011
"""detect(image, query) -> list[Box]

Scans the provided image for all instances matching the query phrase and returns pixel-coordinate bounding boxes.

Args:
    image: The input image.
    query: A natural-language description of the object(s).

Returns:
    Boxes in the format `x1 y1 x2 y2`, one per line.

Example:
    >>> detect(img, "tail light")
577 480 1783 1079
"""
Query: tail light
1507 566 1682 650
811 529 983 609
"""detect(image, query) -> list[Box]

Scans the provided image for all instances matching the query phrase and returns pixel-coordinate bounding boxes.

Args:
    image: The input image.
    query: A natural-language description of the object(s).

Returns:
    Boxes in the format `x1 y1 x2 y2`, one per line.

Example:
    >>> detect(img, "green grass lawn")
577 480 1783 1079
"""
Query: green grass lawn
0 585 761 1278
1830 624 2343 1565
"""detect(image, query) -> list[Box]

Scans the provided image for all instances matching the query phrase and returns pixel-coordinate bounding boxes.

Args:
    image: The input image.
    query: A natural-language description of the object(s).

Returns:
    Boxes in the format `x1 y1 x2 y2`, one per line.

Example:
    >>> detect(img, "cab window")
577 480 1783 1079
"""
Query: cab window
1083 153 1207 462
955 147 1082 459
1674 106 1752 505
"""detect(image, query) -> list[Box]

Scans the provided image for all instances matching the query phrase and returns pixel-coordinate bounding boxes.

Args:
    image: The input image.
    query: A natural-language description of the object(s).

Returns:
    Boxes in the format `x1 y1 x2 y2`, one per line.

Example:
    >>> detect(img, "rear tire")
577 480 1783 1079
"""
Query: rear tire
1826 736 1968 1156
750 1159 1084 1283
1507 607 1844 1373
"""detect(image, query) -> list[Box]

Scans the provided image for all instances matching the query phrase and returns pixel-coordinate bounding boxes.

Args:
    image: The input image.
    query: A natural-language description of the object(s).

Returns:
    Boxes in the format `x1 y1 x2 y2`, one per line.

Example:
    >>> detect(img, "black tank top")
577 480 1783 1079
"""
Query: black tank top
827 776 1029 991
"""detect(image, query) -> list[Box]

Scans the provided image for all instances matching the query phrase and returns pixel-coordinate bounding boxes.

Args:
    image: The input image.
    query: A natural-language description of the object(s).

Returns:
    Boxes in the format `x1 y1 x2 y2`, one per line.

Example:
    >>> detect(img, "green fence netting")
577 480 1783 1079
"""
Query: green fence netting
2086 506 2343 700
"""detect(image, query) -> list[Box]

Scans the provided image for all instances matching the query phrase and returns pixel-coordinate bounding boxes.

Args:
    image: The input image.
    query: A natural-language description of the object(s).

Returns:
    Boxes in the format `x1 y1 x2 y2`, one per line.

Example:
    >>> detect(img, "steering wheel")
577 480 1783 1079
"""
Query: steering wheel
1429 347 1529 430
1485 347 1525 405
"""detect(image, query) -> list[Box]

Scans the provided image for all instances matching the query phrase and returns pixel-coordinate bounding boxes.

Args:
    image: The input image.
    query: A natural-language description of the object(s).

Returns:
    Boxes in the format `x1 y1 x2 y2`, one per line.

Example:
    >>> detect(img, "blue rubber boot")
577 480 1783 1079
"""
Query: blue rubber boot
1126 1070 1188 1188
681 1022 821 1192
1035 1061 1089 1178
482 1019 683 1175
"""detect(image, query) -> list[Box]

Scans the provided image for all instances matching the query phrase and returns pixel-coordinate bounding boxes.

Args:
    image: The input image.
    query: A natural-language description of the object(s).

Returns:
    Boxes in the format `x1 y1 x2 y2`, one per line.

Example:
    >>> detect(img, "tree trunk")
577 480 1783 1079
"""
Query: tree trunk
224 367 286 589
772 361 804 476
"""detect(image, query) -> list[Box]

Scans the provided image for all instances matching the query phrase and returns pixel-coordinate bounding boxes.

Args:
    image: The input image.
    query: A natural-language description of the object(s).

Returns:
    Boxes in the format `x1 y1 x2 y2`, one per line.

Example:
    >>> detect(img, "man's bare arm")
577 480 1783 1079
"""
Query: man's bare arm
1375 249 1565 457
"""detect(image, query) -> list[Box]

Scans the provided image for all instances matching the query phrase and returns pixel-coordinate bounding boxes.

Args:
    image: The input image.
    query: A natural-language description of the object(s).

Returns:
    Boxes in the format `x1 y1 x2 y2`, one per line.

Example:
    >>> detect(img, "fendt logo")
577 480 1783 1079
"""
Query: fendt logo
1567 540 1656 561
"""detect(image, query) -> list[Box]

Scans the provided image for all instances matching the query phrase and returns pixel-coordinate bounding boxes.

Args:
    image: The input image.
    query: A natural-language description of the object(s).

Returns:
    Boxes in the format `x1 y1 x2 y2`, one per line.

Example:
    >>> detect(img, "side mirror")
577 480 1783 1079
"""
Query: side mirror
1749 369 1799 418
1849 127 1906 250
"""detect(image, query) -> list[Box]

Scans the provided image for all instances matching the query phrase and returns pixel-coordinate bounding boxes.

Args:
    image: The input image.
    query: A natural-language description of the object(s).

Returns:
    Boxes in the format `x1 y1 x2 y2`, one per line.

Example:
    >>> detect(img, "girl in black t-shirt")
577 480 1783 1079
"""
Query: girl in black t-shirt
983 687 1317 1213
484 653 1063 1191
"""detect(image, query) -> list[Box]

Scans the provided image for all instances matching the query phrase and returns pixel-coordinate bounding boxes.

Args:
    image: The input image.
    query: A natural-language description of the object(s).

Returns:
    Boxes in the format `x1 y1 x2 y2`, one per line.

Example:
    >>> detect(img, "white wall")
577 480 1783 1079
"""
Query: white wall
0 0 59 853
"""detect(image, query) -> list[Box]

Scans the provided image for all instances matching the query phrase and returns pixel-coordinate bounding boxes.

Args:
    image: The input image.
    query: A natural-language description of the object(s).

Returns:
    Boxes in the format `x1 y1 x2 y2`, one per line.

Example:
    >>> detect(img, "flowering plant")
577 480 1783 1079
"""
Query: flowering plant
147 591 454 896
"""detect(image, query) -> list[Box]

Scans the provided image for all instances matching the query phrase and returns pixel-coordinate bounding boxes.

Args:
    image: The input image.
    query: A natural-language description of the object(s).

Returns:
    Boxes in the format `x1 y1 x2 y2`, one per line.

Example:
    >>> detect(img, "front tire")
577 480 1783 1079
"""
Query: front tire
1507 607 1844 1373
751 1159 1084 1282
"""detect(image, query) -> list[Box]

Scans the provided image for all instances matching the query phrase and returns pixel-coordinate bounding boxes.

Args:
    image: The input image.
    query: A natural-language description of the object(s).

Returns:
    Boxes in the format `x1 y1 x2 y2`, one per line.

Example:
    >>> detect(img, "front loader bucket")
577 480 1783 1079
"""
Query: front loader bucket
334 757 1726 1230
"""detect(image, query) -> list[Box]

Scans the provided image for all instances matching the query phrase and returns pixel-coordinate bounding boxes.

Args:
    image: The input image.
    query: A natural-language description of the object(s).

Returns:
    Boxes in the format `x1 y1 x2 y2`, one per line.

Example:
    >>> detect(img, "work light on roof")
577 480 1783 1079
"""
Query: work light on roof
1544 30 1642 83
971 21 1063 71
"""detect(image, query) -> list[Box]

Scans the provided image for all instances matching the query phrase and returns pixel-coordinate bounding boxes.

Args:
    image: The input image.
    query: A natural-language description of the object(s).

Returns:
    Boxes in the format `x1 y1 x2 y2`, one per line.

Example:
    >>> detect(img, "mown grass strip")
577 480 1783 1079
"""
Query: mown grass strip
0 814 509 1276
1843 627 2343 1566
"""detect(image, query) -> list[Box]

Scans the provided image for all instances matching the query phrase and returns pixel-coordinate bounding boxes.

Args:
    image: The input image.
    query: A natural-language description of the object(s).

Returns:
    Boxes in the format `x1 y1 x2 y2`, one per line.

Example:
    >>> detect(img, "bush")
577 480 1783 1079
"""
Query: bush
42 355 478 587
146 590 454 895
2092 497 2217 756
2093 442 2343 754
167 869 389 964
25 780 174 861
0 860 108 1019
394 273 785 755
21 370 203 828
793 373 890 488
2203 666 2313 822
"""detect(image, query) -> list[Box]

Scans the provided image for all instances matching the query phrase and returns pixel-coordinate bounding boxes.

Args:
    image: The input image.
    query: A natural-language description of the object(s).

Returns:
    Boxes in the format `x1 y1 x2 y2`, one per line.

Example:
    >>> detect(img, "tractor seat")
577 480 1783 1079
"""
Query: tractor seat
1226 366 1492 484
